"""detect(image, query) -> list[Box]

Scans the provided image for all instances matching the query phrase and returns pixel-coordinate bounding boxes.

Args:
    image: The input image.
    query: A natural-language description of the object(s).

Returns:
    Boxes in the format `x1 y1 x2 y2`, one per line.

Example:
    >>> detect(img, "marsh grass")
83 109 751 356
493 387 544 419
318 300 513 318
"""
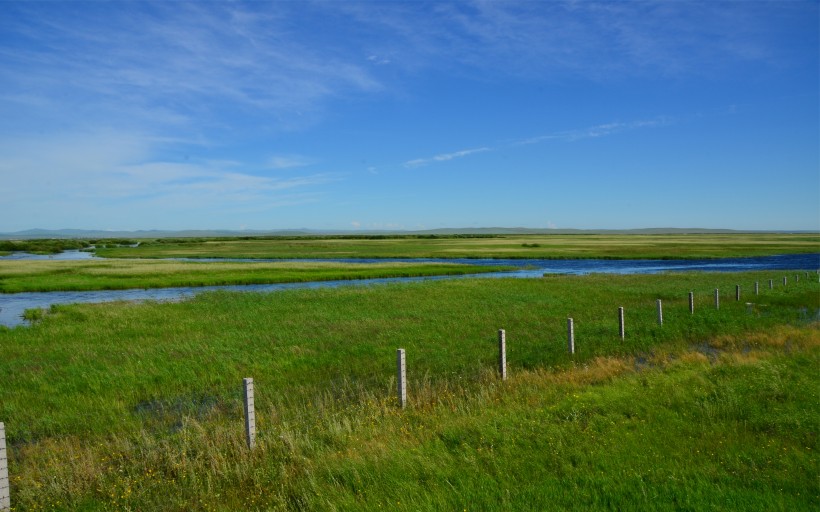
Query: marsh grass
0 271 817 510
94 233 820 260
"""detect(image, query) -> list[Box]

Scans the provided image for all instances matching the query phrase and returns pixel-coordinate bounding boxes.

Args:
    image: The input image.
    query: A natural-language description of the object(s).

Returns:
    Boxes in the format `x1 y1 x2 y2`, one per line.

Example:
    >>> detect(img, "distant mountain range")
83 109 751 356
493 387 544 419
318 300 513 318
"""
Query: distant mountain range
0 227 816 240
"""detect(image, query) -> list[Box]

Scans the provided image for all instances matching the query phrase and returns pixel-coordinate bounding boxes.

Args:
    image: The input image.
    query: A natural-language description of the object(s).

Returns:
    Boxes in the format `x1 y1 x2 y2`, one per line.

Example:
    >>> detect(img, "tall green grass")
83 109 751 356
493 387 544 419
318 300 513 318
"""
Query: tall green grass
0 271 817 510
0 259 507 293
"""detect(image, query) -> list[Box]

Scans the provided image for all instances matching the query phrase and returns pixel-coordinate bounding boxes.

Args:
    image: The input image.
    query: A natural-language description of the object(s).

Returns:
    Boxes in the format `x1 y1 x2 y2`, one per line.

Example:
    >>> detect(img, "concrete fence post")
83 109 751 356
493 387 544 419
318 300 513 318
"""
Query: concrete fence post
0 422 9 512
498 329 507 380
689 291 694 314
656 299 663 326
567 318 575 355
736 284 741 301
618 307 625 340
795 274 799 283
755 281 759 296
783 276 787 286
243 378 256 450
396 348 407 408
715 288 720 310
769 279 773 290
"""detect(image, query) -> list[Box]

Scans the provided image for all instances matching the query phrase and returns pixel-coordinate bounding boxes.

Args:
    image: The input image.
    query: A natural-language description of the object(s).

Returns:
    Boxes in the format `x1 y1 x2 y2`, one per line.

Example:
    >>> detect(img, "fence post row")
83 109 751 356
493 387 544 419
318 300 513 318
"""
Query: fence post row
567 318 575 355
656 299 663 326
243 378 256 450
498 329 507 380
0 422 9 512
396 348 407 408
618 306 625 340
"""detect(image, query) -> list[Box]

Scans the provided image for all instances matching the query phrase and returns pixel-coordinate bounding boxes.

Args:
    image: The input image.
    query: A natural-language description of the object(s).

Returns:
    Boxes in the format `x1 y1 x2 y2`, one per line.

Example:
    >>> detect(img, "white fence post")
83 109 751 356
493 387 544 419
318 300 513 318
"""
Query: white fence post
714 288 720 310
243 378 256 449
783 276 788 286
0 422 9 512
396 348 407 408
688 291 694 314
498 329 507 380
736 284 741 301
769 279 773 290
567 318 575 355
618 307 625 340
656 299 663 326
755 281 759 296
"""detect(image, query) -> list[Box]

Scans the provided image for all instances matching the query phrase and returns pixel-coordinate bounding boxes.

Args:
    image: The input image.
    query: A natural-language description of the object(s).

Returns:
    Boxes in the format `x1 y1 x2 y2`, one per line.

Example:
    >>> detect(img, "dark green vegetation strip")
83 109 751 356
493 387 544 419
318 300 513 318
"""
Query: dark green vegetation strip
94 233 820 259
0 238 135 255
0 272 817 509
0 260 508 293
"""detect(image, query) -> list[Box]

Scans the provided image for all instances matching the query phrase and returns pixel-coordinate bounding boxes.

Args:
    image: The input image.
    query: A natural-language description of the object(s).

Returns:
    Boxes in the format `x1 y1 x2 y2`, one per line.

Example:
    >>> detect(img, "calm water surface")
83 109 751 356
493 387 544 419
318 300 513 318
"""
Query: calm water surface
0 250 96 260
1 253 817 328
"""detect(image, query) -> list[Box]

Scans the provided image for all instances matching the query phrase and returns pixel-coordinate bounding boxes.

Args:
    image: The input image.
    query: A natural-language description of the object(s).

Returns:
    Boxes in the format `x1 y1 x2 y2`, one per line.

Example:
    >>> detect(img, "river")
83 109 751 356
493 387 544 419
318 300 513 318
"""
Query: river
1 253 817 328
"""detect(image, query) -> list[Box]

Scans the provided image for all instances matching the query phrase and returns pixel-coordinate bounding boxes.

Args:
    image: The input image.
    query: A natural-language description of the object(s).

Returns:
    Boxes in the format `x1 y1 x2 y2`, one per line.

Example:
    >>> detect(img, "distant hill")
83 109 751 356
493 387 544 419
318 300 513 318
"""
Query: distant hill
1 227 816 240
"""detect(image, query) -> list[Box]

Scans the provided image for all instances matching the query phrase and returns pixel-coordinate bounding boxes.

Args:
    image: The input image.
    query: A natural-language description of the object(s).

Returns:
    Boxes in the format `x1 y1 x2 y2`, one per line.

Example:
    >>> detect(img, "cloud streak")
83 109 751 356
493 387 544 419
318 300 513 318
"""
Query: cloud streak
517 118 673 145
267 155 316 170
404 147 491 168
404 117 671 168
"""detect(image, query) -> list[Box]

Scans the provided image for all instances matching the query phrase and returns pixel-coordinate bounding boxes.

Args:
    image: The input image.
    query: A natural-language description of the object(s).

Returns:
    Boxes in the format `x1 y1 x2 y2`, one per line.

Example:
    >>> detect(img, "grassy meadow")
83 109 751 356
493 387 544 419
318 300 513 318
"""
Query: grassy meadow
0 270 817 510
0 259 506 293
93 233 820 260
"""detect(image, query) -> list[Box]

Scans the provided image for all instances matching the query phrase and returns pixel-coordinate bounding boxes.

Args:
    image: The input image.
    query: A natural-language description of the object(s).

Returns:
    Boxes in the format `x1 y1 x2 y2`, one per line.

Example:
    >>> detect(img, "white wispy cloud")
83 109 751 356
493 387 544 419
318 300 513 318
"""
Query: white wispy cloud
331 0 807 81
0 2 382 133
404 118 670 168
0 130 337 230
404 147 491 168
267 155 316 170
518 117 673 145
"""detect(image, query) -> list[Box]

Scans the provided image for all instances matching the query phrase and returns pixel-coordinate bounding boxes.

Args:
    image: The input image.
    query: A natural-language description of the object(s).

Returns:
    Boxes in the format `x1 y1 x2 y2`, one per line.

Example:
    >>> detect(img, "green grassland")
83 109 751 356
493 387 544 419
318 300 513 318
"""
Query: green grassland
1 271 817 510
0 259 506 293
94 233 820 260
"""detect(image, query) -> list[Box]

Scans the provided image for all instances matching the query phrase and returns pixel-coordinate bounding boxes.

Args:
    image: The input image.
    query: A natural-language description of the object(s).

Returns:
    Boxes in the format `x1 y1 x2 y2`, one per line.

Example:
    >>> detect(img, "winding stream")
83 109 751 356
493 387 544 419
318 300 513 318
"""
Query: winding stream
1 253 817 328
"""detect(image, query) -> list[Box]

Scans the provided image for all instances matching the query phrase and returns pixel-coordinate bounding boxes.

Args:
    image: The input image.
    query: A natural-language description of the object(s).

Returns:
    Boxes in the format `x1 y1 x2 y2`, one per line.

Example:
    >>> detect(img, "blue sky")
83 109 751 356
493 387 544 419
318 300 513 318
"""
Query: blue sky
1 0 817 232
